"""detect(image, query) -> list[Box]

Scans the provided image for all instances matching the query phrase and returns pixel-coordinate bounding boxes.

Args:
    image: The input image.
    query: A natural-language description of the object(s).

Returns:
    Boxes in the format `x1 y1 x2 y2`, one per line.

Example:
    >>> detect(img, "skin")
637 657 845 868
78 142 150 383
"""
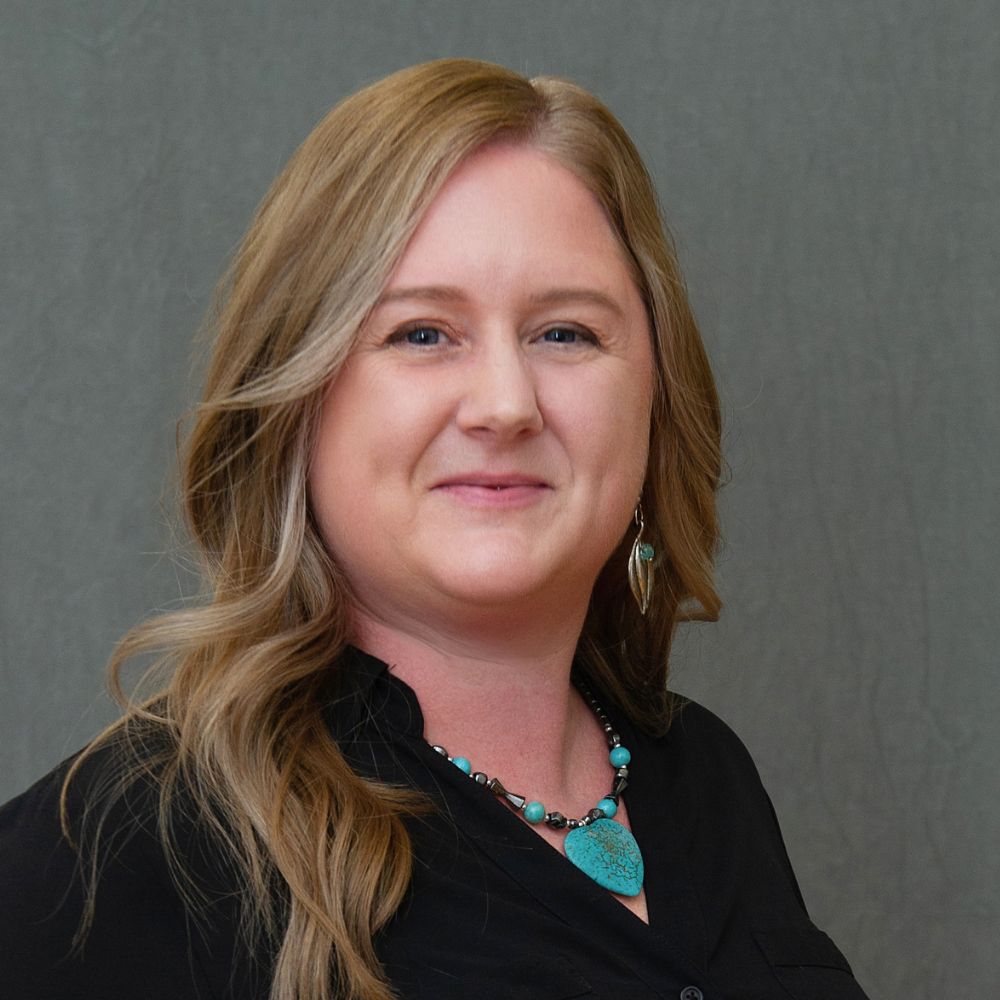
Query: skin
309 142 655 921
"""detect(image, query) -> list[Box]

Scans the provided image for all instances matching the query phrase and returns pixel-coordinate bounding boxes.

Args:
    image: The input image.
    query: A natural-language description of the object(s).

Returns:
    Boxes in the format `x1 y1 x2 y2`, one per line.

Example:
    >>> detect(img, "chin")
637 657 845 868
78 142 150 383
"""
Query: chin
437 571 548 608
431 555 597 616
421 555 545 604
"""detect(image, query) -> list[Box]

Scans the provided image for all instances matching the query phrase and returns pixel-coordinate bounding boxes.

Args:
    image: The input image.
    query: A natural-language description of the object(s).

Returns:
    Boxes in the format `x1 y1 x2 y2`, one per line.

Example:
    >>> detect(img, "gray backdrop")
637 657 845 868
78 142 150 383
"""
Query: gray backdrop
2 2 997 996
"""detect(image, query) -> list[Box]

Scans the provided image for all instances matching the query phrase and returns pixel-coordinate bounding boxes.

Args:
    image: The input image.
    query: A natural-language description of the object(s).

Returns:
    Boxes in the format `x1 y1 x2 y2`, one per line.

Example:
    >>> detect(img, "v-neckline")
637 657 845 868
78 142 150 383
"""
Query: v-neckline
330 646 711 983
374 665 709 982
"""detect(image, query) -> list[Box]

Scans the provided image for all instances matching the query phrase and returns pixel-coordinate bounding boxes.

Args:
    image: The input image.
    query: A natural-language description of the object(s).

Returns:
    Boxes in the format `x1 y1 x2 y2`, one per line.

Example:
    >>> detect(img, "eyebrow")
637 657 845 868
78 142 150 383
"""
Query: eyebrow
374 284 625 318
375 285 466 306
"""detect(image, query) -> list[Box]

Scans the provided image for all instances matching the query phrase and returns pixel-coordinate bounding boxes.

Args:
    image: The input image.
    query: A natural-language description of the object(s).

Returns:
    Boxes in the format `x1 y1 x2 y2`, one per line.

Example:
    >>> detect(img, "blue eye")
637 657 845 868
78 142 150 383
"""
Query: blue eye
401 327 441 346
543 327 582 344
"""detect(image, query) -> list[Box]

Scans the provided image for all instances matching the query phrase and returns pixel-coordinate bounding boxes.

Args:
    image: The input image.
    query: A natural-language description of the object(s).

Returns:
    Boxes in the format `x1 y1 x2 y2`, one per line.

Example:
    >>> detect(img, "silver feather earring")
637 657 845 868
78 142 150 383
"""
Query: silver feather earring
628 505 655 615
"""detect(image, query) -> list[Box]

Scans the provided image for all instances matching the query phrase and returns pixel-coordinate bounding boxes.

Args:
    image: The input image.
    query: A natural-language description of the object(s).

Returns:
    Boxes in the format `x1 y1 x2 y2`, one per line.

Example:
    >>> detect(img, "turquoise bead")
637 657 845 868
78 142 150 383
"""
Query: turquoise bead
638 542 654 561
451 756 472 775
524 801 546 823
597 797 618 818
609 746 631 767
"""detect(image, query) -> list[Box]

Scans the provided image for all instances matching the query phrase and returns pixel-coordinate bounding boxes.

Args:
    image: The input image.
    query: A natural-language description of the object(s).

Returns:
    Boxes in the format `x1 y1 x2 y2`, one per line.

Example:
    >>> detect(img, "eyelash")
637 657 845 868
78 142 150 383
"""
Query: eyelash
387 323 598 348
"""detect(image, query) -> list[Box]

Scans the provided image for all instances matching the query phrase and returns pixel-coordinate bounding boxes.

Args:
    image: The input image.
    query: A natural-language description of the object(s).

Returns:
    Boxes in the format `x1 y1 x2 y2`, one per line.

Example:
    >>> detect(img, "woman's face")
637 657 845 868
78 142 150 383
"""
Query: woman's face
310 143 655 634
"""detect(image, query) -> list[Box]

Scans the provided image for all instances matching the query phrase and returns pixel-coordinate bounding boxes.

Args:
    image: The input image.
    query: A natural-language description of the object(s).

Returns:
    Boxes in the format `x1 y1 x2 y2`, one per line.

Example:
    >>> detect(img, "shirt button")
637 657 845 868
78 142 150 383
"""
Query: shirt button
680 989 703 1000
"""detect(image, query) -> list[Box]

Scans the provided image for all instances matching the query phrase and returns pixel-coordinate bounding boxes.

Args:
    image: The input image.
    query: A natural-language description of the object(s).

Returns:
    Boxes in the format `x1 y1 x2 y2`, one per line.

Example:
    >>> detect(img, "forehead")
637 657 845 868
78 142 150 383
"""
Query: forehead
384 143 640 302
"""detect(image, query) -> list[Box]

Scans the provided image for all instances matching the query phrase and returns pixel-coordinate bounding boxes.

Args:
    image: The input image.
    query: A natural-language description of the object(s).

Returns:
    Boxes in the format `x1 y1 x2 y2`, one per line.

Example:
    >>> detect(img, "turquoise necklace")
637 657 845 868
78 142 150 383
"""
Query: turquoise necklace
430 683 645 897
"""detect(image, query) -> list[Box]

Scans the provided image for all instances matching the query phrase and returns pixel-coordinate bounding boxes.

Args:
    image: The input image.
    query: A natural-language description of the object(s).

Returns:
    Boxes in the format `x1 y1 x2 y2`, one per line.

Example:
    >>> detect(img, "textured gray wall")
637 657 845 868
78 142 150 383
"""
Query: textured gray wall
2 3 997 996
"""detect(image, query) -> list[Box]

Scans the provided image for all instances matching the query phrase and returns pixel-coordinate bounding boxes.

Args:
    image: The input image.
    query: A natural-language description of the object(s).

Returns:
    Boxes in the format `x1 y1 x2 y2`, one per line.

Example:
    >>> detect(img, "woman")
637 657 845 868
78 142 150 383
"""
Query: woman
0 59 870 999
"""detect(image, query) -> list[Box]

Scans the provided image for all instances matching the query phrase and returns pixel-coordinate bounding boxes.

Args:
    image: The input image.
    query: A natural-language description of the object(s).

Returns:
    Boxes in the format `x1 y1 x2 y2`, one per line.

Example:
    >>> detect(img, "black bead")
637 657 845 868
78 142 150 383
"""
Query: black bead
486 777 509 797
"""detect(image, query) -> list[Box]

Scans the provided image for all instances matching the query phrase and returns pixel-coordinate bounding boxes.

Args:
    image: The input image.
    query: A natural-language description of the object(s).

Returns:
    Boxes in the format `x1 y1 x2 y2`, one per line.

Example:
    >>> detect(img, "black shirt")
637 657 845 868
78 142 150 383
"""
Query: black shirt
0 649 870 999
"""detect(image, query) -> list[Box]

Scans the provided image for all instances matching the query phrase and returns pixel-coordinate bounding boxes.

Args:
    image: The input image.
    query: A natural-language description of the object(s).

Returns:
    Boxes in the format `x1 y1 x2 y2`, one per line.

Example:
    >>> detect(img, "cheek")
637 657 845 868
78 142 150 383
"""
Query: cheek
308 424 350 557
612 379 654 508
582 365 652 466
308 370 435 545
309 413 393 589
309 376 374 552
557 373 651 530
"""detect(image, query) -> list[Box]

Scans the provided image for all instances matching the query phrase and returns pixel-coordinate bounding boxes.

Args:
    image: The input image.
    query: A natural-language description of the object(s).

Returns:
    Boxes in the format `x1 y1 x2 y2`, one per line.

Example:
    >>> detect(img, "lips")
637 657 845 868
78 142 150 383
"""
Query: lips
431 472 552 508
432 473 550 490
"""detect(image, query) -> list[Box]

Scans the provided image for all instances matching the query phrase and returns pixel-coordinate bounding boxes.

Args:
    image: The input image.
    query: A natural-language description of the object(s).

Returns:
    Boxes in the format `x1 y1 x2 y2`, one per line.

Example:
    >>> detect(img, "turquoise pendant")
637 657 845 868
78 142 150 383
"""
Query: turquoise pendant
564 818 644 897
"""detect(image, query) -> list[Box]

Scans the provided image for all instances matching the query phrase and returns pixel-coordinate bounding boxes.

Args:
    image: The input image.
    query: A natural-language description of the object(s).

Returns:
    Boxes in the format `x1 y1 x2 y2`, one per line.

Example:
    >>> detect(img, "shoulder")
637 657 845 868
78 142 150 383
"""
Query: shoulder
1 730 162 846
649 696 798 861
0 733 260 999
0 740 160 907
656 700 870 993
665 695 765 779
653 696 810 904
0 728 181 906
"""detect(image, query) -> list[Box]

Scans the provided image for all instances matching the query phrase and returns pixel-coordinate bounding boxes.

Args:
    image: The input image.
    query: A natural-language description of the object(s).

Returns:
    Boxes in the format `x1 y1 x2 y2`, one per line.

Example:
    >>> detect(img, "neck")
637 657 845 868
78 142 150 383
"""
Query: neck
351 606 605 803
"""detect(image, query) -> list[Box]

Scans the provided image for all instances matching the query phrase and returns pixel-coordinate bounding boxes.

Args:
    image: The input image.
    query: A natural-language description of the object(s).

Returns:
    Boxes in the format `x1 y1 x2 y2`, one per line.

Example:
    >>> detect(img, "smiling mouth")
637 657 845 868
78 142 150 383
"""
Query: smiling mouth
433 474 550 490
466 483 541 491
432 476 551 506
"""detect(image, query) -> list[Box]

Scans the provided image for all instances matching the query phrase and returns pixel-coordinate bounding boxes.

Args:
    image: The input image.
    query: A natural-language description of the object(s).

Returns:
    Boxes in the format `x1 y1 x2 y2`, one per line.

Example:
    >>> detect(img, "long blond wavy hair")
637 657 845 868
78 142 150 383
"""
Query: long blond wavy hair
63 58 722 1000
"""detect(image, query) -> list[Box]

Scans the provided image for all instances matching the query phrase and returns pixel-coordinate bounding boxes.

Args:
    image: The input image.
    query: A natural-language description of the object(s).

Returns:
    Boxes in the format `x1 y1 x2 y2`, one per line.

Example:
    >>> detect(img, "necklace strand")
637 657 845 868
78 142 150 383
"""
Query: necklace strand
429 682 632 830
427 681 645 896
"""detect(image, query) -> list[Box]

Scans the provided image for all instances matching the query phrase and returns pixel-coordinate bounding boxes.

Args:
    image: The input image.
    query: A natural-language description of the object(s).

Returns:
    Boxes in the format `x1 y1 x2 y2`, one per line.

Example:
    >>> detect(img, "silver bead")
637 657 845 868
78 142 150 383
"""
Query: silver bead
430 745 448 756
546 811 568 829
471 771 489 785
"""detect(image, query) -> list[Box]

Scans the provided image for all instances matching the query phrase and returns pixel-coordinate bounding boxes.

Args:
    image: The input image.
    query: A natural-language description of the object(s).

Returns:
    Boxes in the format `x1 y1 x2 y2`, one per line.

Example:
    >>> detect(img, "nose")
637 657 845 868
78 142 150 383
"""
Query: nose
456 334 544 439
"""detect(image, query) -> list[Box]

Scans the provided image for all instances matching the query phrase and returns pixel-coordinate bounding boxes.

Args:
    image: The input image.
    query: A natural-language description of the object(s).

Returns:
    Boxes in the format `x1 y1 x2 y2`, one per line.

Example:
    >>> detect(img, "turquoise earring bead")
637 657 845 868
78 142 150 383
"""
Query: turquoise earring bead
638 542 654 561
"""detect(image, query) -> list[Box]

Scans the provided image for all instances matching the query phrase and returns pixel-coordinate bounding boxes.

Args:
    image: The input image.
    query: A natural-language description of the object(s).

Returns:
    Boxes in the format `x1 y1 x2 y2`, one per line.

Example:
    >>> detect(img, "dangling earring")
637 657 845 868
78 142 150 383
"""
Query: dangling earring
628 505 655 615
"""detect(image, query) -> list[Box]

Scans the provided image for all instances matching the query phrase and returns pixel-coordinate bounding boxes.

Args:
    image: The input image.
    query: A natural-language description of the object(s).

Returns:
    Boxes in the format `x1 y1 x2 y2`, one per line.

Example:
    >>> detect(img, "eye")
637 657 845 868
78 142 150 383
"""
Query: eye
540 326 596 345
390 325 447 347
